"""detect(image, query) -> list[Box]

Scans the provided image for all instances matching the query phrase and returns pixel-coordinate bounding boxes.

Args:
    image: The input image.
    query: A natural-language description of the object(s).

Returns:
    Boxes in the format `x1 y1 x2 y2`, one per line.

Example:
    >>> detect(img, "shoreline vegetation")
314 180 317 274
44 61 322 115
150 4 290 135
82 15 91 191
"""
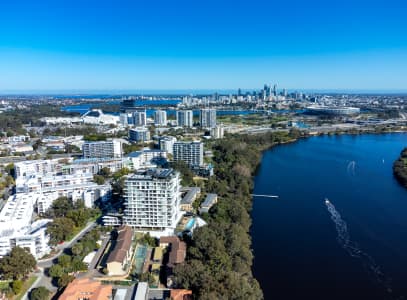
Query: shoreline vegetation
173 130 406 299
173 130 301 300
393 148 407 189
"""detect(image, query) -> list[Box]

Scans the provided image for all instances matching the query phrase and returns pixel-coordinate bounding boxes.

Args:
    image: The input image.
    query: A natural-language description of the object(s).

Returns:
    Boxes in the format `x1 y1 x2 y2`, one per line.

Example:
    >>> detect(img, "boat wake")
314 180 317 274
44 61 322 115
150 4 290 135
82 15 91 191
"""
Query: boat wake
347 161 356 176
325 199 401 299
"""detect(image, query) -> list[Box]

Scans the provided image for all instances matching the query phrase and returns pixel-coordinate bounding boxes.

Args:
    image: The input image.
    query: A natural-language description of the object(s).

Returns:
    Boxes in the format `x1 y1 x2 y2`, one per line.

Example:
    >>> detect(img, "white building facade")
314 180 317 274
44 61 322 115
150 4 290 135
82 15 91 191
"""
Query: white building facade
200 108 217 128
173 141 204 167
123 169 181 234
82 140 122 159
154 110 167 126
176 110 193 127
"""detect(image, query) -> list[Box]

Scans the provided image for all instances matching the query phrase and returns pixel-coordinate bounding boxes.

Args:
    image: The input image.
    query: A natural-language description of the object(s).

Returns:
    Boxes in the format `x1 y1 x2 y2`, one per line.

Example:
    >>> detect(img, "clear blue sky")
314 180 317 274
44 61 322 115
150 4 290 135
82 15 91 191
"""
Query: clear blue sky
0 0 406 92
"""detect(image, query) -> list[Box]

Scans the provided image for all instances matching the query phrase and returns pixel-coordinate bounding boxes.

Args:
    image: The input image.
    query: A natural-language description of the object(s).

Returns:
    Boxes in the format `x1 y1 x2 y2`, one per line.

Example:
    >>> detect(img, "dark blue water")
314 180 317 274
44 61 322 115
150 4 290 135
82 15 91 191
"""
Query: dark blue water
252 133 407 300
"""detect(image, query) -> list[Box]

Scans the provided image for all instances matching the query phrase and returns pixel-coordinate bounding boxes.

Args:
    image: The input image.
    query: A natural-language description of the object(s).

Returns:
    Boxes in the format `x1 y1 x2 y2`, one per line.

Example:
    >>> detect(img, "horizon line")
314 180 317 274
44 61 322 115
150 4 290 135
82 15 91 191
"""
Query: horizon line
1 88 407 96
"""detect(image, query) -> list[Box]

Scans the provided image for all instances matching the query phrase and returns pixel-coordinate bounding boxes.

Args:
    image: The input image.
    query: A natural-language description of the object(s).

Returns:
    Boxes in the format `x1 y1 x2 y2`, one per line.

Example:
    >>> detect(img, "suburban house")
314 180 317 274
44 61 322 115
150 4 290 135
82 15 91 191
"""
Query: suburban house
106 225 134 276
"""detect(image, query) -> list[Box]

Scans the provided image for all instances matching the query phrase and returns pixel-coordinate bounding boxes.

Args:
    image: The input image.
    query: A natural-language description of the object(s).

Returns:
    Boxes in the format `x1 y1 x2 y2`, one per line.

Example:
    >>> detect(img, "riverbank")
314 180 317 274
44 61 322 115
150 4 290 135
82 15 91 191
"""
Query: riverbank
393 148 407 189
173 131 299 299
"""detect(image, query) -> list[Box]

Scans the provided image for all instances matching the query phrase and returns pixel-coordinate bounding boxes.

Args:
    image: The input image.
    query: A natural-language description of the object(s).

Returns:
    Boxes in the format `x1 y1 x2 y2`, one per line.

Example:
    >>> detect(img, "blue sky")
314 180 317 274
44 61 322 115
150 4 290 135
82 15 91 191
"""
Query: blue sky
0 0 406 92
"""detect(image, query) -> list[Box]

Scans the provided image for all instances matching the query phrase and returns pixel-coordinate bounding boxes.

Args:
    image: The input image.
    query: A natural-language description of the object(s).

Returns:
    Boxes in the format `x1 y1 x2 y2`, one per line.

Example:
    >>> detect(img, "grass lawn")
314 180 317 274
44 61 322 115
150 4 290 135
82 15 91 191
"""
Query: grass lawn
14 275 38 300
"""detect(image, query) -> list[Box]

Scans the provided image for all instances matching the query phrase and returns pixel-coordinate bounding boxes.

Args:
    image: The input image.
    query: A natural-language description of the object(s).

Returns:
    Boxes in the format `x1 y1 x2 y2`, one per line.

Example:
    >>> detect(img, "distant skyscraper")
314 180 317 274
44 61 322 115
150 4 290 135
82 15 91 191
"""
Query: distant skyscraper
238 88 242 96
154 110 167 126
176 110 193 127
199 108 217 128
273 84 277 97
132 110 147 126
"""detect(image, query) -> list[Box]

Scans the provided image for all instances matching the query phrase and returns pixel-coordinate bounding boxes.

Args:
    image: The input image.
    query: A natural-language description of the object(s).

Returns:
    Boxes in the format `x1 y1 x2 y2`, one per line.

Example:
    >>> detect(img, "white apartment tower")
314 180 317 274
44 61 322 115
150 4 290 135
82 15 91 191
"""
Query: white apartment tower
200 108 217 128
154 110 167 126
159 136 177 155
129 128 151 143
123 169 181 231
133 110 147 126
173 141 203 167
176 110 193 127
82 140 122 159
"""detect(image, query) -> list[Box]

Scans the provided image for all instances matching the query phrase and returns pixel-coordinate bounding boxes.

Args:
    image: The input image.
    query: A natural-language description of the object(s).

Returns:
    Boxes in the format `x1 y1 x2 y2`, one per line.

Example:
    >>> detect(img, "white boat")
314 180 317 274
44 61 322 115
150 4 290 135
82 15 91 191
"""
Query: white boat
325 199 330 204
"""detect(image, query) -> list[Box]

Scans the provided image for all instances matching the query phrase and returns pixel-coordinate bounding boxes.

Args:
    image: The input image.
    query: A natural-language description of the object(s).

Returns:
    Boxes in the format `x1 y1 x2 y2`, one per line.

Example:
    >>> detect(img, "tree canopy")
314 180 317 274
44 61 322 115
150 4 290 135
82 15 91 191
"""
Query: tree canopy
0 246 36 280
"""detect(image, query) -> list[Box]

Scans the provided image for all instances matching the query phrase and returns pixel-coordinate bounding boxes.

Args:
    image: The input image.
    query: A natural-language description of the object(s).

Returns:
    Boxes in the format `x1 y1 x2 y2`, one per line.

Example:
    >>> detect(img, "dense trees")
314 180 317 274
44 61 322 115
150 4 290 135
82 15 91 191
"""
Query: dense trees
30 286 50 300
170 161 195 186
174 132 295 299
0 246 36 280
48 228 100 288
393 148 407 188
46 197 100 245
47 217 75 245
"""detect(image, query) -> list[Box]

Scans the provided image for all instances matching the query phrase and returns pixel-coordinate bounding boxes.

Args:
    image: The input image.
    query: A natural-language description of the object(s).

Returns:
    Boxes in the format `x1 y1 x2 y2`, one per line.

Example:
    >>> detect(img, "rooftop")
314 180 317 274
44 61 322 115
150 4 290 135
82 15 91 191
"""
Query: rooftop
107 226 133 264
127 168 177 181
59 278 112 300
180 187 201 205
201 193 218 207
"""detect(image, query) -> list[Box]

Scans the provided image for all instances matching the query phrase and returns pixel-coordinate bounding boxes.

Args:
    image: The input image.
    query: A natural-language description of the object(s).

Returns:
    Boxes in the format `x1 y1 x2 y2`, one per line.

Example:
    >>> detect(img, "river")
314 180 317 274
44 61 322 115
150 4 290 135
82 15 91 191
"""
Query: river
252 133 407 300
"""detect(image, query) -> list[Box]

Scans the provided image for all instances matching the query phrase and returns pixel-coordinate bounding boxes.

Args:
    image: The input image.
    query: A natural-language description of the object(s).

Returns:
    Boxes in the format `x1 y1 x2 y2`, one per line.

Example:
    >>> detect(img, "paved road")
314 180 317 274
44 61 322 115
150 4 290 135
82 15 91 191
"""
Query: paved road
38 221 96 268
22 221 97 300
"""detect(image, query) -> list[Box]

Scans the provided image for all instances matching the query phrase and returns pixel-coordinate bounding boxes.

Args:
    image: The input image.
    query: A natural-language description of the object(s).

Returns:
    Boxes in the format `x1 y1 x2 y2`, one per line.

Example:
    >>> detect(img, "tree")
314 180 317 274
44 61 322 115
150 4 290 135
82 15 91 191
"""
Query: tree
46 217 75 245
93 174 105 185
57 254 72 269
4 163 14 176
50 197 73 217
30 286 50 300
0 247 36 280
48 264 64 278
11 280 23 295
57 274 74 288
71 243 83 256
98 167 111 178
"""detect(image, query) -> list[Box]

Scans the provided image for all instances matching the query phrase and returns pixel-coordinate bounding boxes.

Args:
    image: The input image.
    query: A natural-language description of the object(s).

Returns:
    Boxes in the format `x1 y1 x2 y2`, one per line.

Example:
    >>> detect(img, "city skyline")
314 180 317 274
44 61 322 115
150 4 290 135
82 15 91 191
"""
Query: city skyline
0 0 406 92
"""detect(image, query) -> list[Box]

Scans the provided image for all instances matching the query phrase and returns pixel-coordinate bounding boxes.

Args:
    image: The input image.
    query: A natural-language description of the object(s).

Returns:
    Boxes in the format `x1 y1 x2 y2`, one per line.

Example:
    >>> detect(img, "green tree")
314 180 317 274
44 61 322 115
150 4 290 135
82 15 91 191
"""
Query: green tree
50 197 73 217
66 209 89 227
4 163 14 176
71 243 83 256
48 264 64 278
11 280 23 295
30 286 50 300
57 274 74 288
93 174 105 185
57 254 72 269
0 247 36 280
98 167 111 178
46 217 75 245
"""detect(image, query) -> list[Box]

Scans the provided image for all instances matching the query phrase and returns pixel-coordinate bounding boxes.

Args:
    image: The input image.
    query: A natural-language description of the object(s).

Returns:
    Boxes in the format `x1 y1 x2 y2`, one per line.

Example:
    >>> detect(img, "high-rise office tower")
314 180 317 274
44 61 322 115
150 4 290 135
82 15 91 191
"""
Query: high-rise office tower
273 84 277 97
176 110 193 127
173 141 203 167
154 110 167 126
83 140 122 159
199 108 217 128
123 169 181 230
133 110 147 126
